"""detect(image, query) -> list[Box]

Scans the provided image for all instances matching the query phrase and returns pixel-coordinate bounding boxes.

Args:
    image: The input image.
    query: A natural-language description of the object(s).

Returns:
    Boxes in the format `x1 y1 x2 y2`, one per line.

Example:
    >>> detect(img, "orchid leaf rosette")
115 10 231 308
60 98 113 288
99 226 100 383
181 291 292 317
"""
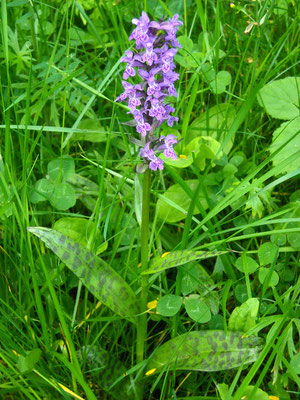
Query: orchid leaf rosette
116 12 182 173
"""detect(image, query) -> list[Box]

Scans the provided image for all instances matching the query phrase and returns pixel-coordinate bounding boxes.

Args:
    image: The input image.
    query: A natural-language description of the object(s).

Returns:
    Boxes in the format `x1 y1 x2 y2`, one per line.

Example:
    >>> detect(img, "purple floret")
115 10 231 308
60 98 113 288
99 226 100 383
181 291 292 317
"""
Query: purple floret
140 143 164 171
158 134 178 160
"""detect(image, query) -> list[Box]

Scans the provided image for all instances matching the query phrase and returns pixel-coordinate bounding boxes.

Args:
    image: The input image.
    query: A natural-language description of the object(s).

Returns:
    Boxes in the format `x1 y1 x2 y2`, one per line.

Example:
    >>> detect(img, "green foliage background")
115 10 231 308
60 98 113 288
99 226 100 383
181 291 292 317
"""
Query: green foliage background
0 0 299 399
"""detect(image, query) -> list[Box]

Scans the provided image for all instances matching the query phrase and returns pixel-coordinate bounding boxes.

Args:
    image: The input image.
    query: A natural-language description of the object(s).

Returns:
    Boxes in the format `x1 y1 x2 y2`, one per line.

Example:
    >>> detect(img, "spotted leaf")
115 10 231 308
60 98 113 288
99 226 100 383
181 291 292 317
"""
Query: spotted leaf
143 249 228 275
146 330 264 373
28 227 139 323
78 345 132 399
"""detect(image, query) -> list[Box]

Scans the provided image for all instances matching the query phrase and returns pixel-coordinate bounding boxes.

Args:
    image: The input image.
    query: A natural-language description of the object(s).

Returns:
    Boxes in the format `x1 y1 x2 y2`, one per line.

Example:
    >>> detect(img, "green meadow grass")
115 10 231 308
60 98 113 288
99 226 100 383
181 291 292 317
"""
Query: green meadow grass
0 0 299 399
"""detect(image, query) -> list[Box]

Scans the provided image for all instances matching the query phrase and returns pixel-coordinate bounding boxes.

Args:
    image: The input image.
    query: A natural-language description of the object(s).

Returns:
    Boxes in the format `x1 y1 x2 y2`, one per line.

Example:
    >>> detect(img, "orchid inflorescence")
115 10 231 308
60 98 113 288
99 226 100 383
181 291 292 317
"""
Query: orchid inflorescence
116 12 182 172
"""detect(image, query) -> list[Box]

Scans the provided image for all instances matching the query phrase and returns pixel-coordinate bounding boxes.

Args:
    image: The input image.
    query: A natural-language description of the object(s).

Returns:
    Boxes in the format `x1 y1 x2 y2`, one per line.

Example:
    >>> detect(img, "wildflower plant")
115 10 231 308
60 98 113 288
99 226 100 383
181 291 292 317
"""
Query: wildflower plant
25 8 276 400
116 12 182 172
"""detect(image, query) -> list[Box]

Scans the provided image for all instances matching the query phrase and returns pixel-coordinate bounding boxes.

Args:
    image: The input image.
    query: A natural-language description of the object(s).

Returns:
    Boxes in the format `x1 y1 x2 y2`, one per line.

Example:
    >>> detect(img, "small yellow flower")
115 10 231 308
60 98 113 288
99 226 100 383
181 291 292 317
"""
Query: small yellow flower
161 252 170 258
145 368 157 376
147 300 158 310
269 396 279 400
179 154 187 159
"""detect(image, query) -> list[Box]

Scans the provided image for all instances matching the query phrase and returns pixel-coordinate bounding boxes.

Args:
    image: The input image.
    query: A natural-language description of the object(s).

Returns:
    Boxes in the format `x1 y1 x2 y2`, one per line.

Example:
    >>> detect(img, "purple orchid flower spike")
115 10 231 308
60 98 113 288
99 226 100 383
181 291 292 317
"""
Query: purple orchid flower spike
116 12 182 172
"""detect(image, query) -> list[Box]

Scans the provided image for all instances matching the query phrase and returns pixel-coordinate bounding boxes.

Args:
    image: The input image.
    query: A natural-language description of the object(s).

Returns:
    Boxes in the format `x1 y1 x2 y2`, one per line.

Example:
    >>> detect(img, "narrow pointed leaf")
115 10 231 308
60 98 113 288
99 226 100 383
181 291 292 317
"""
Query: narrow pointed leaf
147 330 264 373
28 227 139 323
143 249 228 275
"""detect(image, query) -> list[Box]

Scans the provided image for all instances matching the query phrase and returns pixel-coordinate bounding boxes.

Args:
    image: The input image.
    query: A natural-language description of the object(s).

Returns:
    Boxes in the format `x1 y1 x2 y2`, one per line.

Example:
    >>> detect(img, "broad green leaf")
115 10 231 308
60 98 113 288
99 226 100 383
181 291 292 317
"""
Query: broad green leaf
143 249 227 275
287 232 300 249
235 256 258 274
146 330 264 373
53 217 106 255
181 263 200 295
184 136 222 170
258 242 278 266
159 152 193 168
30 178 54 204
66 173 99 211
175 53 202 68
258 77 300 120
156 179 223 223
184 296 211 323
268 117 300 175
240 386 269 400
228 298 259 333
216 70 232 86
181 263 219 314
271 233 286 246
49 182 76 211
28 227 139 323
156 295 182 317
258 267 279 287
217 383 229 400
17 349 42 373
187 103 236 154
290 352 300 374
234 284 249 303
48 155 75 182
201 63 216 81
177 35 193 52
72 119 108 142
210 80 226 94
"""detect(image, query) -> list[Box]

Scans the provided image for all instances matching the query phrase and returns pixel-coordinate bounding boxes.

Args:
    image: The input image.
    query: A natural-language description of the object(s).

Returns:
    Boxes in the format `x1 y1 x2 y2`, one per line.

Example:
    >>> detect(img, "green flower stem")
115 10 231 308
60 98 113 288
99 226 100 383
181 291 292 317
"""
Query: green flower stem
136 168 151 377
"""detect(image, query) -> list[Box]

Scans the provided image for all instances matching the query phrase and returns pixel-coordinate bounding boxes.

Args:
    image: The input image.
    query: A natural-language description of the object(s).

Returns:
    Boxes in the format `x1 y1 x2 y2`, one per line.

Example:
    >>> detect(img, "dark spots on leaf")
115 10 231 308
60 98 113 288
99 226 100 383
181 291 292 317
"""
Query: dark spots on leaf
230 334 235 345
89 285 96 294
73 256 81 269
74 242 80 255
237 337 243 349
59 235 66 244
237 353 243 364
67 242 75 251
86 269 92 283
52 246 58 253
223 342 228 350
200 251 208 259
120 287 129 301
80 268 87 278
62 251 70 261
85 251 93 261
211 341 217 352
98 275 107 286
102 294 107 303
88 261 95 269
